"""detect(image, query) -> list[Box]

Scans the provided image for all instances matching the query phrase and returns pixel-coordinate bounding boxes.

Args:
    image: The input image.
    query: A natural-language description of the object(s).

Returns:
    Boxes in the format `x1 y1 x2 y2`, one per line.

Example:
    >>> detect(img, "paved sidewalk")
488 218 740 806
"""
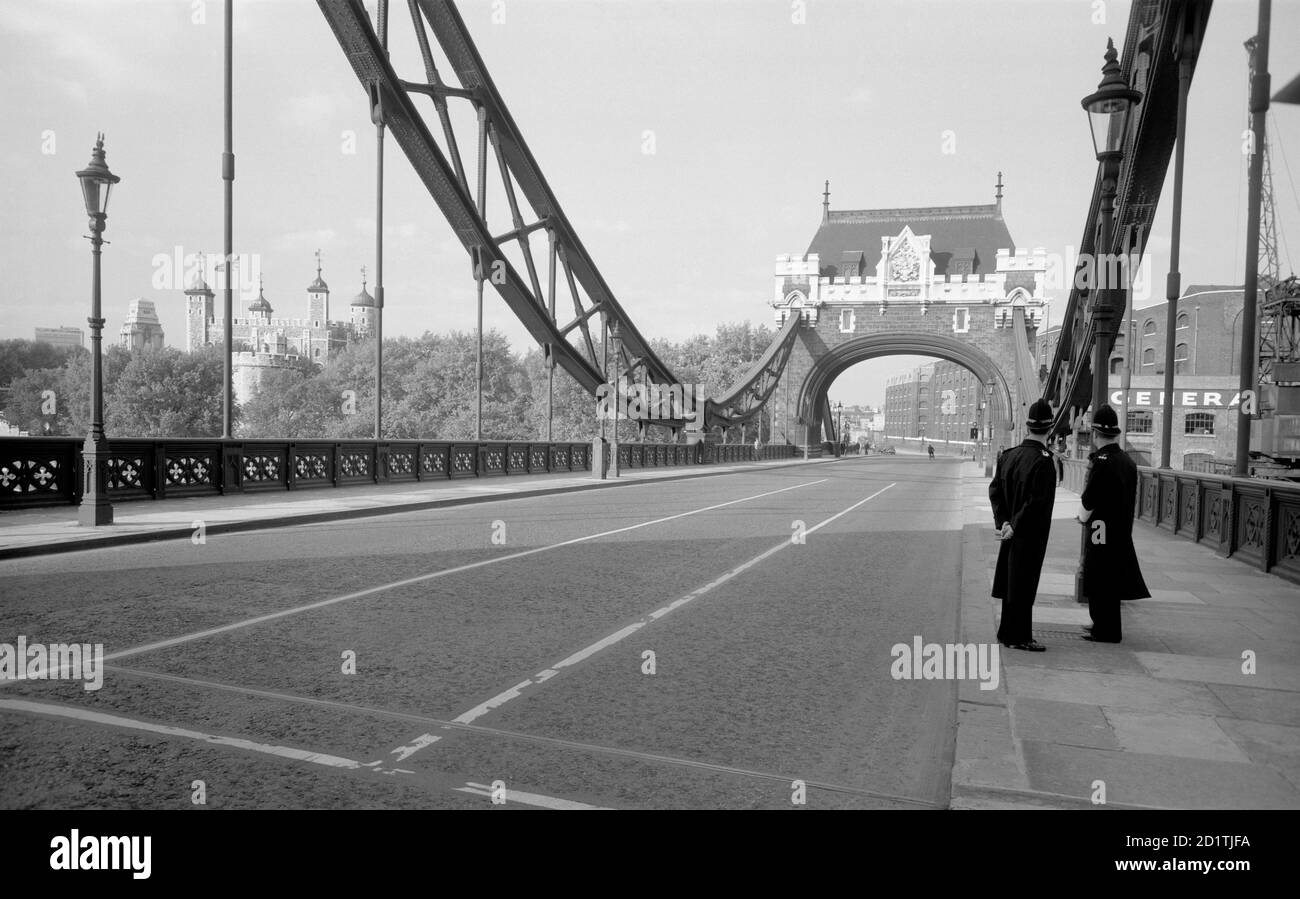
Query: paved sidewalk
953 461 1300 809
0 455 835 560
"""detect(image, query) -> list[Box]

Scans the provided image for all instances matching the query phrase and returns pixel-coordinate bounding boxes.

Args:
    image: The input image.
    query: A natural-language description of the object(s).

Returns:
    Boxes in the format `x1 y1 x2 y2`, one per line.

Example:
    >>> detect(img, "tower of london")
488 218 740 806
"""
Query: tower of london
184 252 375 403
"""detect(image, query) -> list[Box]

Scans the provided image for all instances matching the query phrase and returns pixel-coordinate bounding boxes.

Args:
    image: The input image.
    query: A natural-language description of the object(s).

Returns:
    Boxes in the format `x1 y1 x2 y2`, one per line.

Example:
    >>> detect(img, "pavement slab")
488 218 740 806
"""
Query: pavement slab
952 461 1300 809
1104 710 1250 763
1020 741 1300 809
1136 651 1300 692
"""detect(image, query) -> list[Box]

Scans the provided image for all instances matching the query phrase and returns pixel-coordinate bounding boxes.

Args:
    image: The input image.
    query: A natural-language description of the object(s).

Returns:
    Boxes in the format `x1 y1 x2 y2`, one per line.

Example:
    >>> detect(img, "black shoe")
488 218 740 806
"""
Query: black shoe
1009 640 1046 652
1081 634 1121 644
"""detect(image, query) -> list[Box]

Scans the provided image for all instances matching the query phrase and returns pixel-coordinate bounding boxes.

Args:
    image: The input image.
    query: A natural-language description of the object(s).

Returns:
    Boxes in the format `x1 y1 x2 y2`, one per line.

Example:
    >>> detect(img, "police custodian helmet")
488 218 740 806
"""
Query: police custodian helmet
1091 403 1122 437
1026 398 1055 434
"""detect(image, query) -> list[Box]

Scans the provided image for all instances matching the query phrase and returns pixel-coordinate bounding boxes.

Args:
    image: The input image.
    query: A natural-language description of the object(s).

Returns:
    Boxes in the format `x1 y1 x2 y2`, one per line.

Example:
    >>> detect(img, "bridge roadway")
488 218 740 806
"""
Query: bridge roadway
0 456 966 810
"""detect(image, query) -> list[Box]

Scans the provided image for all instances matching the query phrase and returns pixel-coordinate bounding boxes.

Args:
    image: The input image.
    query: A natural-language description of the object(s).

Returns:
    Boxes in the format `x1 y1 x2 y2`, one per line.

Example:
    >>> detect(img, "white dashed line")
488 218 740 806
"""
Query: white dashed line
446 483 897 728
89 478 827 666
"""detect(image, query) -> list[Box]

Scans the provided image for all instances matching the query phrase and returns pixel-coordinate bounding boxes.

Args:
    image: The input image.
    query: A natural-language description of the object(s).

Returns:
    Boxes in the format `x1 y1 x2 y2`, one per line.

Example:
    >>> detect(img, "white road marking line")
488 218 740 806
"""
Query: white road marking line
803 483 894 536
390 733 441 762
94 478 827 665
447 482 898 729
0 697 394 772
99 664 937 806
455 782 611 810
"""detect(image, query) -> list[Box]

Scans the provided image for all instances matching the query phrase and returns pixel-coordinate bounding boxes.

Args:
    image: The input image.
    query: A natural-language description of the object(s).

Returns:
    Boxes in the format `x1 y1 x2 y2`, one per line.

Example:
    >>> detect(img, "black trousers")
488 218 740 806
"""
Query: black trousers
1087 593 1122 642
993 536 1048 645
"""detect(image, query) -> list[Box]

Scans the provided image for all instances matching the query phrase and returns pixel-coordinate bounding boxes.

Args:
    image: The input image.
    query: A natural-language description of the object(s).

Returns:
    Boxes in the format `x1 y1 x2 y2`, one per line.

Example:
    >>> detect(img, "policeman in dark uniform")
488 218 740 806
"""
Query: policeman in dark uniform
1077 404 1150 643
989 398 1058 652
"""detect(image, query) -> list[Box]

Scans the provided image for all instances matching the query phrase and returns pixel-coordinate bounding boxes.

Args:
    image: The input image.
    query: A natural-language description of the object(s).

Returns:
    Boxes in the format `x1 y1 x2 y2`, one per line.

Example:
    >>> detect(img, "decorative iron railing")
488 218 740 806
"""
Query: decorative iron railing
0 437 797 510
1061 458 1300 584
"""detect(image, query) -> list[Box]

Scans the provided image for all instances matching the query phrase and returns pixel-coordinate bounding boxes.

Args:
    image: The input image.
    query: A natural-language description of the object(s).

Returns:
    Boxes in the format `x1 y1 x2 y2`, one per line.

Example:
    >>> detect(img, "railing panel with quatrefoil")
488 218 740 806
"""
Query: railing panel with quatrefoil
385 443 418 482
1199 481 1225 549
161 445 221 499
420 443 451 479
505 443 529 475
240 443 289 492
292 444 335 489
450 444 477 478
1138 472 1158 524
0 439 78 507
1156 474 1176 531
336 444 375 484
479 443 507 477
1233 487 1269 570
1272 493 1300 581
105 444 157 499
1174 477 1199 539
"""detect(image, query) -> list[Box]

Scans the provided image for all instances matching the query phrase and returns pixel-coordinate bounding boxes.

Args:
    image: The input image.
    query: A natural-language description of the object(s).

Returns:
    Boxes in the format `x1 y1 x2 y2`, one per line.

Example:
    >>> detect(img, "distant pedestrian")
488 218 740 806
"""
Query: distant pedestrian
927 444 935 460
1077 404 1150 643
989 398 1057 652
1053 436 1066 484
753 436 761 460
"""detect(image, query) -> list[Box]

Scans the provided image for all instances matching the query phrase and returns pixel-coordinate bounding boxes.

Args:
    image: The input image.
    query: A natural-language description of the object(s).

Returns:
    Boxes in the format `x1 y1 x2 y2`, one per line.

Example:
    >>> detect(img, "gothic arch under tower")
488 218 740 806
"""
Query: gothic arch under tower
795 331 1015 449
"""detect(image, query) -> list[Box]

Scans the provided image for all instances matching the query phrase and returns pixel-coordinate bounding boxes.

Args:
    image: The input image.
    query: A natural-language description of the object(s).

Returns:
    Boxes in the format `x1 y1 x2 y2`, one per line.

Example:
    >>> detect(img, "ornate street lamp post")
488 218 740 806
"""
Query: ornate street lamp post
1081 38 1141 418
76 134 120 526
1076 38 1141 602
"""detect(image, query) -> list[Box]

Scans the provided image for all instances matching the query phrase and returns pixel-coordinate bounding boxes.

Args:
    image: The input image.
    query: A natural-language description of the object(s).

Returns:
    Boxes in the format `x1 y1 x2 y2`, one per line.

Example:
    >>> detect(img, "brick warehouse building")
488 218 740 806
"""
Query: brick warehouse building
1037 285 1246 469
884 360 983 444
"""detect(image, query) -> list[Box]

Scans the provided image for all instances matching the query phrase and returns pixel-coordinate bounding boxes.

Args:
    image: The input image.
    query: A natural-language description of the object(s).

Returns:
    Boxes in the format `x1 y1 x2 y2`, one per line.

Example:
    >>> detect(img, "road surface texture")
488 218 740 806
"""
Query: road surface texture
0 456 967 810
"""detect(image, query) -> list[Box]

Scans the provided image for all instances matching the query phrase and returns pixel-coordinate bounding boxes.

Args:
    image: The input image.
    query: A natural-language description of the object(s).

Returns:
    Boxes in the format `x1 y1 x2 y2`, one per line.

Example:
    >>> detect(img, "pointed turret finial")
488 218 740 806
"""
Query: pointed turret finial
995 171 1004 212
361 265 367 288
822 180 830 223
315 248 322 278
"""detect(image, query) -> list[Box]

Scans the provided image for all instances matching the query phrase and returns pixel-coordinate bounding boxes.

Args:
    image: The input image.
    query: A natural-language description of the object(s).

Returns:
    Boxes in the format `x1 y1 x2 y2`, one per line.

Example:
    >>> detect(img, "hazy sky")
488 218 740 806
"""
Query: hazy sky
3 0 1299 409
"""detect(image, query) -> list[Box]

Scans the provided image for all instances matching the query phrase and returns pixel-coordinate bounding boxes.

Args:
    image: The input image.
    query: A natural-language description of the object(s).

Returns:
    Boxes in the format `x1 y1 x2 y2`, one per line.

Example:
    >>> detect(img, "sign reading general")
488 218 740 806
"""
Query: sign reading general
1108 389 1241 409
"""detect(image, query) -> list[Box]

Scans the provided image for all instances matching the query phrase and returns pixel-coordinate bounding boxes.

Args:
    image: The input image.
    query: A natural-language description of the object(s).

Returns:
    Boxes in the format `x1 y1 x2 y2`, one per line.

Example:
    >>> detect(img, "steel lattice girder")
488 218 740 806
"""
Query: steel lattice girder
317 0 791 432
706 312 801 426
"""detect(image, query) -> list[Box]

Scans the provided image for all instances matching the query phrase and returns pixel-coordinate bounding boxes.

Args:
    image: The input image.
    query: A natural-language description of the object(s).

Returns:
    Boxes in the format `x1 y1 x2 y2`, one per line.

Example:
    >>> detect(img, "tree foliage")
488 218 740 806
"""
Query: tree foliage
1 321 774 442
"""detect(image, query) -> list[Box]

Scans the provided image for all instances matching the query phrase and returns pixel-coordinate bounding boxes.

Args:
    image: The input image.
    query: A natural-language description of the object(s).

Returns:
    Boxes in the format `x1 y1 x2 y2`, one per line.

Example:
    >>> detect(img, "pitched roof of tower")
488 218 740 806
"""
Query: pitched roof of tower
248 281 273 314
186 254 212 293
351 266 375 307
309 249 328 291
807 203 1015 277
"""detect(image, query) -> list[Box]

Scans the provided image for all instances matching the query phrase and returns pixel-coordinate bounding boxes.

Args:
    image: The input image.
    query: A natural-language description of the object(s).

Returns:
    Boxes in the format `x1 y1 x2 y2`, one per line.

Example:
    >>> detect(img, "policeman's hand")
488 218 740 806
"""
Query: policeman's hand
998 523 1014 540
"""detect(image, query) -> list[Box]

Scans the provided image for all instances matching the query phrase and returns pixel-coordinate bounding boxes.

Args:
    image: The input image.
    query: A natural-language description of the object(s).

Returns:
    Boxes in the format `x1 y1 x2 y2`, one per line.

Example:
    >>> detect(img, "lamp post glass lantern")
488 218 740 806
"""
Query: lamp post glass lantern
76 134 120 526
1081 38 1141 162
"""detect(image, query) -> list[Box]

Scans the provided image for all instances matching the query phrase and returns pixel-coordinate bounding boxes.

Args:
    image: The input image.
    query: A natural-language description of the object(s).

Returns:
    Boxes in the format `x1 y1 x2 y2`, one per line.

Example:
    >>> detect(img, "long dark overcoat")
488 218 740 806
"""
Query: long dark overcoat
990 439 1058 645
1081 444 1151 614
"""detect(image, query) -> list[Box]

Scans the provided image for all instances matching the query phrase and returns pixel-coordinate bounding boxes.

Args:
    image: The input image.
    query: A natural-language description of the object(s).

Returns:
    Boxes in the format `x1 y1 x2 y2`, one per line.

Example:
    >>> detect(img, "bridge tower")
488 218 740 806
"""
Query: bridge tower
769 183 1047 457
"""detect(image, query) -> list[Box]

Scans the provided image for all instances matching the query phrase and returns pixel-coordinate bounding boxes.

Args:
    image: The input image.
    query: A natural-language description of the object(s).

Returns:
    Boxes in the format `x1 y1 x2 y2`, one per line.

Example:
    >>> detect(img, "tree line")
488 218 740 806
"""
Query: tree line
0 321 774 443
